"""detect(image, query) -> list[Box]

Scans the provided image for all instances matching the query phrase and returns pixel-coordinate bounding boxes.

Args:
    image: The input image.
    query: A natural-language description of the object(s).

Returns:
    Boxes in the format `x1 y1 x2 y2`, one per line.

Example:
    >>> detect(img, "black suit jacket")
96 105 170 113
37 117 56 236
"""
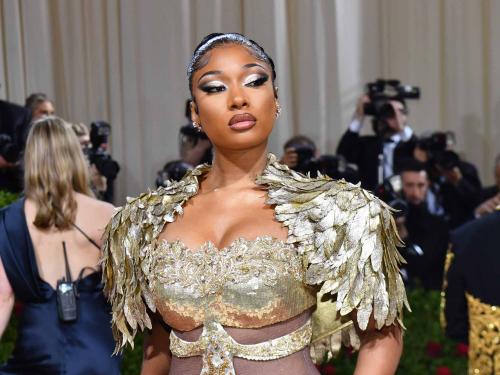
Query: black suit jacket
336 130 416 190
0 100 31 162
444 210 500 342
0 100 32 192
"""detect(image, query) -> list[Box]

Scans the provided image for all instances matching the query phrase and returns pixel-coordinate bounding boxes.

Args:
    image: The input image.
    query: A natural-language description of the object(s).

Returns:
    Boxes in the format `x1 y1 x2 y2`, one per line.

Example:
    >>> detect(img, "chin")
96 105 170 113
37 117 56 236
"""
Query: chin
211 127 273 150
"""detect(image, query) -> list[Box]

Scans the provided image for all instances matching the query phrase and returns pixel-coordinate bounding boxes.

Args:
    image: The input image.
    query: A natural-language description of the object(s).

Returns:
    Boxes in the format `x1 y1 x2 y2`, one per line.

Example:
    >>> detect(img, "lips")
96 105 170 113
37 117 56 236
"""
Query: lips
228 113 257 130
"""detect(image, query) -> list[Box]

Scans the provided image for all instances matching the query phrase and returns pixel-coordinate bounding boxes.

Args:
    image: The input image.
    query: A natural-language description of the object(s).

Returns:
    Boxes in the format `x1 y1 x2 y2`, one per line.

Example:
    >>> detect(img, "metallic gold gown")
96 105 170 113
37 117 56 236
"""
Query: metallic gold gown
102 154 409 374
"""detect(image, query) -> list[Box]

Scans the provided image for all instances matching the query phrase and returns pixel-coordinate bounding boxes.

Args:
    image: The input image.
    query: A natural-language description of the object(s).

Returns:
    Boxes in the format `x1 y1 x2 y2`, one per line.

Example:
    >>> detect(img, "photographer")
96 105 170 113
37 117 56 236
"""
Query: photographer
88 122 119 203
415 132 482 228
70 122 107 199
0 98 32 192
281 135 360 183
398 160 449 290
70 122 119 203
337 80 419 191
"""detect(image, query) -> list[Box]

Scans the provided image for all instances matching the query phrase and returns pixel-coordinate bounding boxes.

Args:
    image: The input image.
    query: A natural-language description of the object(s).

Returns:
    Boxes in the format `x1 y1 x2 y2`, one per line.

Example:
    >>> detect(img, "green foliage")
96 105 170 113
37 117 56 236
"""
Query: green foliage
122 334 144 375
0 316 17 363
0 191 19 208
324 288 467 375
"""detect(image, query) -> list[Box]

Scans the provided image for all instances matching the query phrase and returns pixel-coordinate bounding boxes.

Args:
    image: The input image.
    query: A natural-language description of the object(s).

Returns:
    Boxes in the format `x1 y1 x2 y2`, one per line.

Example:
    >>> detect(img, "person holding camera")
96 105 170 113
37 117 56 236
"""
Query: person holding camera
70 122 109 200
70 121 120 204
398 160 449 290
337 86 418 191
0 117 120 374
281 135 360 182
415 132 482 229
0 97 32 192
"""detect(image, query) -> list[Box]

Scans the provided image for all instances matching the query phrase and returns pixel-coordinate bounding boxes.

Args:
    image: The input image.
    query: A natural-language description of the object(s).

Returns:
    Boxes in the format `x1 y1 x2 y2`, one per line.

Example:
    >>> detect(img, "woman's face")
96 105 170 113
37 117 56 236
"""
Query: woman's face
190 44 276 151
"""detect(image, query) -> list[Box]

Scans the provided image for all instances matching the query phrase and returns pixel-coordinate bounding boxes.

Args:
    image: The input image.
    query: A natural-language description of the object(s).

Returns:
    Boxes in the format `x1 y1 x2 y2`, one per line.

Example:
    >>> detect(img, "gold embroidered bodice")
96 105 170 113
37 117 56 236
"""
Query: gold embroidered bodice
466 293 500 375
102 154 409 367
143 237 316 331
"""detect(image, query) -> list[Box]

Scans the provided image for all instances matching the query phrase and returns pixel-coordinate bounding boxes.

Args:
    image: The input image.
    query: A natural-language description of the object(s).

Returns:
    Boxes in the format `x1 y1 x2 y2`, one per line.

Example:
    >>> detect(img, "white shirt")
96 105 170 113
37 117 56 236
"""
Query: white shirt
348 119 413 179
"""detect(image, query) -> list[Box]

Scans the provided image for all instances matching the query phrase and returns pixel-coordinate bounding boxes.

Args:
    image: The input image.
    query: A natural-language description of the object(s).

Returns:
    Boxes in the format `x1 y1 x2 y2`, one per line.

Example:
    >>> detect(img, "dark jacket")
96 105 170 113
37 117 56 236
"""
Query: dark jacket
478 185 499 203
336 130 416 191
444 210 500 343
0 100 31 192
438 161 482 229
405 204 449 290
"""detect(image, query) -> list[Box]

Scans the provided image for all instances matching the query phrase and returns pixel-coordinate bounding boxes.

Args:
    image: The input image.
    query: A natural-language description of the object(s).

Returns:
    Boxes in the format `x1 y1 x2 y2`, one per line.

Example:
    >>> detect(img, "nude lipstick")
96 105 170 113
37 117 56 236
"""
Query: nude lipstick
228 113 256 131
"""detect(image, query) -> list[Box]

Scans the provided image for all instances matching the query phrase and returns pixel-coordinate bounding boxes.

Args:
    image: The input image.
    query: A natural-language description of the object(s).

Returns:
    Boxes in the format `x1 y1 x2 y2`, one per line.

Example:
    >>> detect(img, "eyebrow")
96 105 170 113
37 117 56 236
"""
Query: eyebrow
198 70 222 83
243 63 266 70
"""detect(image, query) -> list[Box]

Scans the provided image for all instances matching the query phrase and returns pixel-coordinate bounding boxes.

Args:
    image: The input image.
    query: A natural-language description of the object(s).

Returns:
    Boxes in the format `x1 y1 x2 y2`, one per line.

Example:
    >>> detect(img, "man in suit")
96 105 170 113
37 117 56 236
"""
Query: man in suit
399 159 449 290
443 206 500 374
337 94 416 191
0 98 32 192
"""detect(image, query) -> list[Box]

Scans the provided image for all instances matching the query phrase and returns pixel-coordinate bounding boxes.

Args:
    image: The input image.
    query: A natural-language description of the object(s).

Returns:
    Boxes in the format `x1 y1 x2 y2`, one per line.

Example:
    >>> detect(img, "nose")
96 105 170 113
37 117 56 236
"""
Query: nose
228 84 249 110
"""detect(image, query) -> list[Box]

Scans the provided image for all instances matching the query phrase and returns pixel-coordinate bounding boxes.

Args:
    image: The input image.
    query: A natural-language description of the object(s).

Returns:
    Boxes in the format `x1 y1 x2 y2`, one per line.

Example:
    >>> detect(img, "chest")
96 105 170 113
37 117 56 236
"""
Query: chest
160 190 287 249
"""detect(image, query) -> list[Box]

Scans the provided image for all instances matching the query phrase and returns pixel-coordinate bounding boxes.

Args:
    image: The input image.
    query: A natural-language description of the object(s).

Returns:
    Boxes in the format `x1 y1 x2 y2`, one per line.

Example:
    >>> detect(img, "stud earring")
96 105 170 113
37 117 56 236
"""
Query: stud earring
275 102 282 119
192 121 202 132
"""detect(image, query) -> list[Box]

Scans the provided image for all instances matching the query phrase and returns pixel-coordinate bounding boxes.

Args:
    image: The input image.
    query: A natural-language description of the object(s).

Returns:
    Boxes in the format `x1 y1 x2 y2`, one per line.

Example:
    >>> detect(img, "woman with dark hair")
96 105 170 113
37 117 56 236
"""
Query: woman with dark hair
0 117 120 374
103 33 408 374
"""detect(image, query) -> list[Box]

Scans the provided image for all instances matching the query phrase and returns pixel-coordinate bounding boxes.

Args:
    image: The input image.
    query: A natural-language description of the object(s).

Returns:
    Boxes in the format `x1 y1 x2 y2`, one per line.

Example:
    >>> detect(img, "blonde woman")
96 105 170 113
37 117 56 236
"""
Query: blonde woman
0 117 120 374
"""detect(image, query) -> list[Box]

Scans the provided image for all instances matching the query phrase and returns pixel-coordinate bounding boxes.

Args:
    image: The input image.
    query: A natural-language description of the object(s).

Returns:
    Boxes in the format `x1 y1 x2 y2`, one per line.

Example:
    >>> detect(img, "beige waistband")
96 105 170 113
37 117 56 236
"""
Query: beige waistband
170 319 312 374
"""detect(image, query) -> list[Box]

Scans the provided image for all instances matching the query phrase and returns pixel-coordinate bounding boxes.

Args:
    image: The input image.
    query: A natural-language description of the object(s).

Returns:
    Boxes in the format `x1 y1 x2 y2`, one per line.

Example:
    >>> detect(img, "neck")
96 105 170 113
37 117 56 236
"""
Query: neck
203 144 269 191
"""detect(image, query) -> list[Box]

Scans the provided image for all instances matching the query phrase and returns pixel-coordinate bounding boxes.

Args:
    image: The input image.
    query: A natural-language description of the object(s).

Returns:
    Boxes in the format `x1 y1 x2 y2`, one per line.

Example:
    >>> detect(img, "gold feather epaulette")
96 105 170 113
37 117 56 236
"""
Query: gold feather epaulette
256 154 410 350
101 165 208 353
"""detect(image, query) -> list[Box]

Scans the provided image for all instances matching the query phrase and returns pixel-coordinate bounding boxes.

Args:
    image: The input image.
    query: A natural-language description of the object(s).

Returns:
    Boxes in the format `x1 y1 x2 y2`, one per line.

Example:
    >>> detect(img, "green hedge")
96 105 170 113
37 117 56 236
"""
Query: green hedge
0 191 467 374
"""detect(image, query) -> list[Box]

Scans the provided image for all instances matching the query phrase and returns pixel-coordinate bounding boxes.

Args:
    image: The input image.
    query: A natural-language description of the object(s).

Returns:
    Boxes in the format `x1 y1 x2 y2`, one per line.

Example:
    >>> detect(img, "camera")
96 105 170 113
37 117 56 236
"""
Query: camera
363 79 420 136
417 131 459 171
374 175 408 218
364 79 420 116
156 160 193 187
87 122 120 180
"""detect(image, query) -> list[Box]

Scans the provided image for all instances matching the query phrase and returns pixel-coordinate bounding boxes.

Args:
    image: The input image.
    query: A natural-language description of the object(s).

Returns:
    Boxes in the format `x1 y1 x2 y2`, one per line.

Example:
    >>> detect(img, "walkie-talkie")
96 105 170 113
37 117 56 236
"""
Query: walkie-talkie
56 241 78 322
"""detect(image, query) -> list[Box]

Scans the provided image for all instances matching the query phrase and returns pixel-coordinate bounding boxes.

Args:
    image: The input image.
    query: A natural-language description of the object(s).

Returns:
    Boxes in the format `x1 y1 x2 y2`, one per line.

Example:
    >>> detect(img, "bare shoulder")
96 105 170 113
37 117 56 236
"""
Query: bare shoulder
75 193 116 229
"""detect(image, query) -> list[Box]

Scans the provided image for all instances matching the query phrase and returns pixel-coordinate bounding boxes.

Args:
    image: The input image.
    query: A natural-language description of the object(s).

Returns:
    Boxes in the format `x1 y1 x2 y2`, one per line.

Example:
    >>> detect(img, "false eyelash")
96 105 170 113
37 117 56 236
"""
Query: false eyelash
246 75 269 87
200 85 226 93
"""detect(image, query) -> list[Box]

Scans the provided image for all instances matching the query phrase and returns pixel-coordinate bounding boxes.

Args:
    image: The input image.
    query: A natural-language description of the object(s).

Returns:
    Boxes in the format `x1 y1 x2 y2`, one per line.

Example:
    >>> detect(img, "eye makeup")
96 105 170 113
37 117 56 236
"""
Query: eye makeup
198 72 269 94
199 81 227 93
243 73 269 87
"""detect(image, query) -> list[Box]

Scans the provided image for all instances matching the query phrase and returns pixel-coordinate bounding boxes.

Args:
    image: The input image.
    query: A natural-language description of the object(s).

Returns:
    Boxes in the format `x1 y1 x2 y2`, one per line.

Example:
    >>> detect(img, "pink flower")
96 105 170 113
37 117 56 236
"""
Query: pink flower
436 366 452 375
426 341 443 358
455 342 469 357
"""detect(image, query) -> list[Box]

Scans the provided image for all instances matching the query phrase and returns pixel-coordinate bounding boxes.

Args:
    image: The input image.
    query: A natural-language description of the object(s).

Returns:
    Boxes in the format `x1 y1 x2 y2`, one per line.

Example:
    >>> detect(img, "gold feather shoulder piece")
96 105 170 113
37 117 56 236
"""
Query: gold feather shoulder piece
256 155 410 342
101 165 207 353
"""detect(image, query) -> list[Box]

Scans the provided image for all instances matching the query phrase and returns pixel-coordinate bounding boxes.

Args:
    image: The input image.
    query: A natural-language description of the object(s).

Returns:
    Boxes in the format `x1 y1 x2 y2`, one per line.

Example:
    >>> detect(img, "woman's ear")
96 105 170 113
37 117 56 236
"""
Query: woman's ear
190 100 200 123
